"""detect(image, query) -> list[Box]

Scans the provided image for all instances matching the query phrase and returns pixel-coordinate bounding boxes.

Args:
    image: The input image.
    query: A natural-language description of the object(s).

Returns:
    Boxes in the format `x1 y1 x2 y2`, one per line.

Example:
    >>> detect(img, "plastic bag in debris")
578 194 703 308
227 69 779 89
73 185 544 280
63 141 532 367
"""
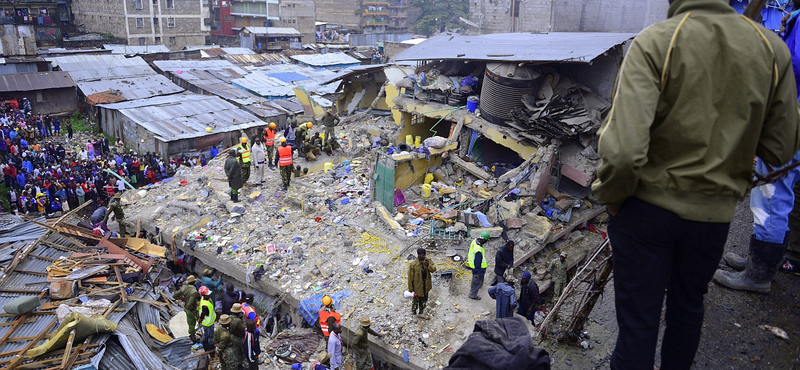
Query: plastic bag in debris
423 136 448 149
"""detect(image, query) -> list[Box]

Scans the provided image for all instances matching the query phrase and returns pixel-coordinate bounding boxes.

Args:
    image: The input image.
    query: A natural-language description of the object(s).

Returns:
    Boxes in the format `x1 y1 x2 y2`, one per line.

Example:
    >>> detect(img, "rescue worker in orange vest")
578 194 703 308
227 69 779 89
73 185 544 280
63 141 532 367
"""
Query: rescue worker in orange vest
318 295 341 337
274 138 293 191
241 294 261 333
238 137 252 184
263 123 277 170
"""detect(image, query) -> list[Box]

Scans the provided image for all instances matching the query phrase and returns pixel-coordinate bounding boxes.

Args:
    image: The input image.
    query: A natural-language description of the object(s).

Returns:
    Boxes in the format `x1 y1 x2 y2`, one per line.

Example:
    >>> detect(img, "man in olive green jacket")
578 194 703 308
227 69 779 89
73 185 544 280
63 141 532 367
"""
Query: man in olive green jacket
407 248 436 319
592 0 800 369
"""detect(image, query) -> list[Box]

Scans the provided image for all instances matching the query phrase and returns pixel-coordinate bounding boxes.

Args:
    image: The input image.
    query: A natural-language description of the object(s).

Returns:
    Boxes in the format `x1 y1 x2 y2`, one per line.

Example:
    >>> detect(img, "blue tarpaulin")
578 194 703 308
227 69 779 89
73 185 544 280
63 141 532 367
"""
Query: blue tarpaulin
267 72 310 83
297 290 352 326
731 0 794 32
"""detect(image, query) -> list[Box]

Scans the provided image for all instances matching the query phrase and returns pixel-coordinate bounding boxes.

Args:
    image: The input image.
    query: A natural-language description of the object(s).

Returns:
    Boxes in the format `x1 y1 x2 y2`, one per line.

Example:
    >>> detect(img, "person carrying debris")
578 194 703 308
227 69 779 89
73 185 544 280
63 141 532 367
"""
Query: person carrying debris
352 317 383 370
488 278 516 319
318 295 341 337
103 192 126 237
198 286 216 353
518 271 543 325
407 248 436 319
200 268 223 306
214 315 243 370
274 138 293 191
223 149 243 203
492 240 515 286
322 109 340 146
467 231 489 300
251 137 266 186
263 122 277 169
547 252 568 298
172 275 200 342
591 0 800 369
237 137 252 184
327 322 343 370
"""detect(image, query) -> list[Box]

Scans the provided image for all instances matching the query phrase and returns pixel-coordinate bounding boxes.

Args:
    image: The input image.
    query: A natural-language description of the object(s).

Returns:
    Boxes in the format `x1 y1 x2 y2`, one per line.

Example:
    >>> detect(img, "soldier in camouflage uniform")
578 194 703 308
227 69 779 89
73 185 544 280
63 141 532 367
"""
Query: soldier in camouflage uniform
214 315 243 370
351 317 383 370
548 252 569 298
103 192 126 236
273 138 293 191
171 275 200 342
228 303 246 345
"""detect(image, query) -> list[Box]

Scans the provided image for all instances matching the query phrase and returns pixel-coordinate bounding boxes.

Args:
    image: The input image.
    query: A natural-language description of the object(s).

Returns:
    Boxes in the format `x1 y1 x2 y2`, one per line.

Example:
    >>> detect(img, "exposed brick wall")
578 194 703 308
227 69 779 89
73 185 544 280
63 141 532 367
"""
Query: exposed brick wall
314 0 362 30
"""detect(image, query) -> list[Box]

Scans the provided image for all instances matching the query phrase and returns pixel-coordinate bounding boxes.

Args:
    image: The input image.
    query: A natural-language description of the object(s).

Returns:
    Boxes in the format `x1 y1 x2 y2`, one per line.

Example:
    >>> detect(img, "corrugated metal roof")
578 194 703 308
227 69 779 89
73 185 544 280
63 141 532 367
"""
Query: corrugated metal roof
159 338 197 370
98 93 267 141
221 47 255 55
0 72 76 92
48 55 156 81
231 64 338 98
153 60 246 75
270 98 304 113
115 317 173 370
222 53 290 66
78 75 184 102
241 26 302 36
99 339 139 370
392 32 636 63
103 44 171 55
290 53 360 67
321 63 388 85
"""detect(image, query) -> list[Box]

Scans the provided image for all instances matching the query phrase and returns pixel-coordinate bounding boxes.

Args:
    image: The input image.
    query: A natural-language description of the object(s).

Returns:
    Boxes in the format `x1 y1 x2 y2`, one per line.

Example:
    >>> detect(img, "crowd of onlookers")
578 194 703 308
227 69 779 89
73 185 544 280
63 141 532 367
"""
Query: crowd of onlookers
0 98 217 217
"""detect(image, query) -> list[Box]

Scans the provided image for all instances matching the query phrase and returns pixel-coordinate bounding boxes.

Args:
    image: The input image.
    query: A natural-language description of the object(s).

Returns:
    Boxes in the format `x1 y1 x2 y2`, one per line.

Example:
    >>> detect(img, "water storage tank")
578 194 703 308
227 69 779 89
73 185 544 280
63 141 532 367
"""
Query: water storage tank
479 62 540 125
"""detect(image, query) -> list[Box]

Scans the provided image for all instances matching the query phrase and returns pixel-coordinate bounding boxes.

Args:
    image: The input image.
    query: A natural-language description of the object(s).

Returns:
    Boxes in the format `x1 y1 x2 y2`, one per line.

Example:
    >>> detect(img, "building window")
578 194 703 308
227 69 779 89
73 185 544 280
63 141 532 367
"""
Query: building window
133 0 142 9
136 17 144 27
166 0 174 8
152 0 157 4
139 37 146 45
167 17 175 27
39 8 47 15
169 36 176 45
155 36 161 43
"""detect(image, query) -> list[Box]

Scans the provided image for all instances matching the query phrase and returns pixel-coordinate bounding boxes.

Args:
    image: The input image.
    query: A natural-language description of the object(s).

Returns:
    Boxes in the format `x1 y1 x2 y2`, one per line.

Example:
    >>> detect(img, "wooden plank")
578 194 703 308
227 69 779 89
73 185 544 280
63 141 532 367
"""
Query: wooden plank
5 318 57 369
135 217 141 238
0 317 37 327
14 270 47 276
0 231 51 286
449 155 492 181
129 296 168 307
113 266 128 303
60 330 76 370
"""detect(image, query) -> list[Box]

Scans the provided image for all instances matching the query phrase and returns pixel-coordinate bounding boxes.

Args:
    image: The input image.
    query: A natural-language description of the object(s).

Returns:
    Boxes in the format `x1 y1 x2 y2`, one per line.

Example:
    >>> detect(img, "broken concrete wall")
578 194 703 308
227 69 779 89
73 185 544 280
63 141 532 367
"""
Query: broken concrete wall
394 155 445 191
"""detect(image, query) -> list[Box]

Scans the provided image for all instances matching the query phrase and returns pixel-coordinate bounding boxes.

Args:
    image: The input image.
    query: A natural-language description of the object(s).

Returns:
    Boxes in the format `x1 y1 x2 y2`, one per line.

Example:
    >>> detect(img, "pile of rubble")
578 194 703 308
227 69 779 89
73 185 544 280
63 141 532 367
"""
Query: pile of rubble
0 208 210 370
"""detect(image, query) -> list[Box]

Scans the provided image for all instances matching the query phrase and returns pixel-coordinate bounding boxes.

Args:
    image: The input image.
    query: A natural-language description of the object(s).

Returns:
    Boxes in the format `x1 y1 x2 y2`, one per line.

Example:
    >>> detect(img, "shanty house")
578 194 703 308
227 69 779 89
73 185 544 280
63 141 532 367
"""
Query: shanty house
239 27 302 52
0 71 77 115
97 92 267 158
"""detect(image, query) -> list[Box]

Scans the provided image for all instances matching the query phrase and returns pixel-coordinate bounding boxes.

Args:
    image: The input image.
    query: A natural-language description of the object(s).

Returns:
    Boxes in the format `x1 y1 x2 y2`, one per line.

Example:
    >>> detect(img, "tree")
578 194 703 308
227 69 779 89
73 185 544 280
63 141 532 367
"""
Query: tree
410 0 469 36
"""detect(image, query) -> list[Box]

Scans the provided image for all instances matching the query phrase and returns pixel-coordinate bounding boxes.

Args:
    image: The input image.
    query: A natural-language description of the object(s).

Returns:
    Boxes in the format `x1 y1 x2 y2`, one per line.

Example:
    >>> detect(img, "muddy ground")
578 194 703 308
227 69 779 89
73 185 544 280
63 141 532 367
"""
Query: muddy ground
540 197 800 370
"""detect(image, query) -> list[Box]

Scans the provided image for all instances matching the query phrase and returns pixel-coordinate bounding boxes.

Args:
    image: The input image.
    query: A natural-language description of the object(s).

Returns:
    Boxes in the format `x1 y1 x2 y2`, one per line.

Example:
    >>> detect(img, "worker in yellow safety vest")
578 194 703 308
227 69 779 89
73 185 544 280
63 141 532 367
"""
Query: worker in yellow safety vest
263 122 277 170
197 286 217 353
274 138 293 191
238 137 252 184
467 231 490 300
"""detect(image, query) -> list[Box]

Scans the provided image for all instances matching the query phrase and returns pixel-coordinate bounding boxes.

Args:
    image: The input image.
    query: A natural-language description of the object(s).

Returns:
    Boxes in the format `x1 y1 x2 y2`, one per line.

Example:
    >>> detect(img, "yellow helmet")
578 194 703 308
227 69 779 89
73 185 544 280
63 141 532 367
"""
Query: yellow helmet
269 122 277 129
279 137 287 143
322 295 332 306
241 137 248 144
306 122 313 129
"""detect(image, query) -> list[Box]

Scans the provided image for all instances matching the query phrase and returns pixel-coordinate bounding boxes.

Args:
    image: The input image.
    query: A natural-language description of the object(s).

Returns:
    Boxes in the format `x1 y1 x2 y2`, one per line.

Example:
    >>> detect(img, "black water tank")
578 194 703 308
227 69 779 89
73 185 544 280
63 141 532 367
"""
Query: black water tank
479 62 539 125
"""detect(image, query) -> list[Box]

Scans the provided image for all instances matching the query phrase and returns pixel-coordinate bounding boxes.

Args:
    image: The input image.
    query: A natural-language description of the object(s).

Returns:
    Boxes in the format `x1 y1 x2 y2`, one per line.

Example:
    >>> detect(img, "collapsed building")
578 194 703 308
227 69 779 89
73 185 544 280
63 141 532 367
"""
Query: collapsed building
107 31 636 369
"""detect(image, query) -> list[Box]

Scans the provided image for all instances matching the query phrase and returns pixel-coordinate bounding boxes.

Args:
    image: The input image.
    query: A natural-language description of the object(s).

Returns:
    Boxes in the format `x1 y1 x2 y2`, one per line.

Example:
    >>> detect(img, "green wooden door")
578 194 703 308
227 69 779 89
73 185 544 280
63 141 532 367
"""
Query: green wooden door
373 152 395 211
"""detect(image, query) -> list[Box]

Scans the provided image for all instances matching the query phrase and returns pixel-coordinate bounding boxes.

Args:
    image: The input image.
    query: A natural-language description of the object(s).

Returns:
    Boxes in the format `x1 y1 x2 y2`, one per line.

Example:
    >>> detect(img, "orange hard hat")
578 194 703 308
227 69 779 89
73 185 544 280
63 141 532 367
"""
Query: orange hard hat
240 137 248 143
322 295 332 306
306 122 313 129
269 122 277 129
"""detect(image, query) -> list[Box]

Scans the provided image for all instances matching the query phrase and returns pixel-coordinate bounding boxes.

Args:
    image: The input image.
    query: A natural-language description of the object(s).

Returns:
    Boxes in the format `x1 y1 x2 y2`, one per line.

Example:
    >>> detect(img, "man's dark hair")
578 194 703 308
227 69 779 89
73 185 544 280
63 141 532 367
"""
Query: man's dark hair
416 248 426 255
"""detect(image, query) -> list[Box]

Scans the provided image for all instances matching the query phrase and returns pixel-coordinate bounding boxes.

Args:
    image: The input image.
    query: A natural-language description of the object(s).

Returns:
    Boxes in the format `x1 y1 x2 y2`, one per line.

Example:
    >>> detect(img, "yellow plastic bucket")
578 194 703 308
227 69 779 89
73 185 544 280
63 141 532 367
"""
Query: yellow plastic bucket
415 136 422 148
424 173 434 185
406 135 414 147
324 162 333 171
421 184 432 198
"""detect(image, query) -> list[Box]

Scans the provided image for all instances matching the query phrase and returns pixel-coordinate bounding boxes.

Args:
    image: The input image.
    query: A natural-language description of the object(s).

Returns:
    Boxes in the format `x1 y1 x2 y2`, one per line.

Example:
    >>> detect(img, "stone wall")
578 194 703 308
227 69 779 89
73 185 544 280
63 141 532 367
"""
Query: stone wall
468 0 669 34
314 0 361 30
